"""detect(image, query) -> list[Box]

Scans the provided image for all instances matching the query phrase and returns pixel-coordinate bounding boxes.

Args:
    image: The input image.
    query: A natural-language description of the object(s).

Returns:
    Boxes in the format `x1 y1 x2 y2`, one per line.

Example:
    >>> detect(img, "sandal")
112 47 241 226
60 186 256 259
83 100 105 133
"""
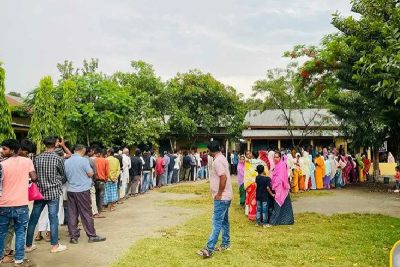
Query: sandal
34 235 43 241
45 232 51 242
215 245 231 252
2 255 14 263
197 248 212 258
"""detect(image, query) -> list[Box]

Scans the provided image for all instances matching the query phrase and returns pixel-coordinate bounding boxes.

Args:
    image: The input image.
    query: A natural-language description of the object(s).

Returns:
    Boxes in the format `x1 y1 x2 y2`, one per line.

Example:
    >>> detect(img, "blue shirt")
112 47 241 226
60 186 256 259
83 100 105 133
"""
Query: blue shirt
65 154 93 192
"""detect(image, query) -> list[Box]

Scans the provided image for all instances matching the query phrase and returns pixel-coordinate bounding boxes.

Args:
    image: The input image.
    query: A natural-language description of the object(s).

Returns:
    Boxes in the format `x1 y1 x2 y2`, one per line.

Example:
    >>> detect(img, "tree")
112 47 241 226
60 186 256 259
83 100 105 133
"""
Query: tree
7 91 21 97
112 60 167 147
28 76 58 152
286 0 400 179
252 63 332 147
0 62 15 142
166 70 245 148
56 79 80 144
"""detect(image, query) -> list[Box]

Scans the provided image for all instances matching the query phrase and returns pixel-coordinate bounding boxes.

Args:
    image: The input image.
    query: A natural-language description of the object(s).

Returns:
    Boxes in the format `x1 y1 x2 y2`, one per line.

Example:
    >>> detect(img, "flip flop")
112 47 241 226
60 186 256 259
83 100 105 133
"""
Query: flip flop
92 214 106 218
50 244 67 253
25 245 37 253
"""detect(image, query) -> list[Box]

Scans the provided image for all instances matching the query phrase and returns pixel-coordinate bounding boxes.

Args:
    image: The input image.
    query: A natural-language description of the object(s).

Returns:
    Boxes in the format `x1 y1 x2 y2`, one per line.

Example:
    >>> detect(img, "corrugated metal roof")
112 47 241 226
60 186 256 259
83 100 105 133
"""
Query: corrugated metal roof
242 129 341 138
245 109 339 127
6 95 24 106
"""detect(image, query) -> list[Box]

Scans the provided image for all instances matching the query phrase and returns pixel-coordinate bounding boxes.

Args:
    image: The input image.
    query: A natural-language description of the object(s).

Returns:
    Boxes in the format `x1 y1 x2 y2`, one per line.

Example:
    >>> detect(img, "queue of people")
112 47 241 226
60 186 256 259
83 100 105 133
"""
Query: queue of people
0 136 214 266
235 145 375 227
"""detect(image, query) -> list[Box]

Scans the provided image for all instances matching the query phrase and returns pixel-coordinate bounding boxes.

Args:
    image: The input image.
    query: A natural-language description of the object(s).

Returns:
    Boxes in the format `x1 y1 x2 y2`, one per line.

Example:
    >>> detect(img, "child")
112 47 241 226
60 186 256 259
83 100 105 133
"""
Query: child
394 166 400 193
255 165 275 227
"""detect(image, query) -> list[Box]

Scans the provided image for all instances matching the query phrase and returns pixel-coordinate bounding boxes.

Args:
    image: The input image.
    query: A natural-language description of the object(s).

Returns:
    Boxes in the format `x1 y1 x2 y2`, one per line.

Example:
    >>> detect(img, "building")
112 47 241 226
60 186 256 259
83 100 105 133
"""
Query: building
6 95 30 140
242 109 347 152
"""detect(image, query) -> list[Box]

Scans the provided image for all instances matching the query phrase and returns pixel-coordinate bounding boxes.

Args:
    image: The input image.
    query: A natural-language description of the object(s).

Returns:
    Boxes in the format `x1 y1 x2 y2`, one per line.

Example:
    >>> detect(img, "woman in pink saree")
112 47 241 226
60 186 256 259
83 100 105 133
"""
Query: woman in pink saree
270 151 294 225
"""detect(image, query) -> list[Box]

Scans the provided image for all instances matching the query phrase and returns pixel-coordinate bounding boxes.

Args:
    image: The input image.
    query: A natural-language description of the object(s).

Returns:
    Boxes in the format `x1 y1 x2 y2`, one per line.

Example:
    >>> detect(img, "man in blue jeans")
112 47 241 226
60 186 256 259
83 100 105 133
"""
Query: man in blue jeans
25 136 67 253
197 140 233 258
0 139 37 266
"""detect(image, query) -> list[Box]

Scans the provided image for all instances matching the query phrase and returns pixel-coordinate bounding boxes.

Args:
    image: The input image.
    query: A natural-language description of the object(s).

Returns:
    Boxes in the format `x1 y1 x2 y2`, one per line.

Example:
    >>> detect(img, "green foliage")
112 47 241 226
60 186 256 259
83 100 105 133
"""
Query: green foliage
7 91 21 97
252 63 332 145
166 70 245 143
0 62 15 142
28 76 58 148
287 0 400 155
56 79 79 144
26 60 245 148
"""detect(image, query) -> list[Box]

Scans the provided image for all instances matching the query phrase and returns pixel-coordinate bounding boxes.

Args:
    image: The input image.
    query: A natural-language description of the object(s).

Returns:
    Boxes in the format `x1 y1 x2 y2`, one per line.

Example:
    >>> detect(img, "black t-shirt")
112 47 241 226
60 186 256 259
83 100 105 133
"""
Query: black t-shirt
168 154 176 170
182 156 191 169
255 175 271 202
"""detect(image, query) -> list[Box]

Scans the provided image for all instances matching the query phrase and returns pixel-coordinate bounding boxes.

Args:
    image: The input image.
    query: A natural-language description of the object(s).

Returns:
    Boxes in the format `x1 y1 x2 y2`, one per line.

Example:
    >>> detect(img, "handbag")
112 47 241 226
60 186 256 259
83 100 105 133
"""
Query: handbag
28 182 44 201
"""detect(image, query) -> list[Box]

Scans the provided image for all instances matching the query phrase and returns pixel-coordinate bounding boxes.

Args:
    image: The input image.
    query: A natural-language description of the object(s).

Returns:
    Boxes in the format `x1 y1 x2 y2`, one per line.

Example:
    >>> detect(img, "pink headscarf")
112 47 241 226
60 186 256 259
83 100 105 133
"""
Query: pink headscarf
272 159 290 207
268 151 275 171
237 162 245 185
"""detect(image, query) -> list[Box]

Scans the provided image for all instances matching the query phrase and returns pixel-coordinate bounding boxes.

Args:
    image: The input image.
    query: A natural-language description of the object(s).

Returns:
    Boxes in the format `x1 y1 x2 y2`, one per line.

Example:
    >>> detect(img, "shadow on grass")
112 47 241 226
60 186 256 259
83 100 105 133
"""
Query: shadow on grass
113 181 398 267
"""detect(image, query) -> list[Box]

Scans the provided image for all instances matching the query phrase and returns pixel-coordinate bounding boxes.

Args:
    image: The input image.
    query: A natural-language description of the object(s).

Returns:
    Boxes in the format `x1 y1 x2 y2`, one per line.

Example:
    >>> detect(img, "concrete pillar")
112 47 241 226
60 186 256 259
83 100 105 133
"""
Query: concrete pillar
225 139 229 158
247 139 251 151
278 139 281 150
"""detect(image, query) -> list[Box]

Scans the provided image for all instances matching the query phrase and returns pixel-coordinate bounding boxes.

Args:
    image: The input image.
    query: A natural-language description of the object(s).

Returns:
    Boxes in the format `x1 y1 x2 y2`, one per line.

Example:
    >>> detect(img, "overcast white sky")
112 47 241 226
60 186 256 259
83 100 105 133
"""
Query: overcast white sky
0 0 351 97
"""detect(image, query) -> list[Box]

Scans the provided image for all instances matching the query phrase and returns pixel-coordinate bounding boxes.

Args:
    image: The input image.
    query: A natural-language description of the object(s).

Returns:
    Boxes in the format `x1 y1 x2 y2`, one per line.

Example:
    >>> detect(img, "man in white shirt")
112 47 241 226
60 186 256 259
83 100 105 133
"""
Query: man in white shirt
121 148 131 200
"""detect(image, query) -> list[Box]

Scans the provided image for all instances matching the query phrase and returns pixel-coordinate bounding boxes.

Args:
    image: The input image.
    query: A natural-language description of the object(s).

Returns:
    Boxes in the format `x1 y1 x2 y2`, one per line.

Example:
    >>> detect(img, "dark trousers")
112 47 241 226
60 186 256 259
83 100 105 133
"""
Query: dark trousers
95 181 105 212
180 168 190 181
67 190 96 239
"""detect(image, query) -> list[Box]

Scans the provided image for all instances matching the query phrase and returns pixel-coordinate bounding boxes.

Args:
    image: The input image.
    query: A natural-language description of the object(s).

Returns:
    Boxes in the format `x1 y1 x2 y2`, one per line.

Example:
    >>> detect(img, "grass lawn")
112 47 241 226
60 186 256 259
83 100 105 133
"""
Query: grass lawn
112 182 399 267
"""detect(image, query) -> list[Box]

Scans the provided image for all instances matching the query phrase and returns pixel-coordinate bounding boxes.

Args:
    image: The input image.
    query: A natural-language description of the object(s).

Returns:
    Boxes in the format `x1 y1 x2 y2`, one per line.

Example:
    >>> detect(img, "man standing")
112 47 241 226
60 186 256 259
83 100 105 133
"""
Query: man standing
142 151 151 193
129 149 143 196
181 151 191 181
201 151 209 179
189 151 196 181
121 148 131 199
26 136 67 253
65 145 106 244
197 140 233 258
167 151 176 185
105 149 120 211
94 149 109 213
0 139 37 265
84 148 103 219
173 150 182 184
162 151 170 186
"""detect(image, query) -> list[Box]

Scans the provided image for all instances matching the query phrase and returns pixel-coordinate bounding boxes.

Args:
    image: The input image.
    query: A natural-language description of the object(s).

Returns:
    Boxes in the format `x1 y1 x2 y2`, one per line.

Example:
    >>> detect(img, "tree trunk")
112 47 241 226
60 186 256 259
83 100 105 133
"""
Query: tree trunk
372 145 380 182
86 130 90 147
169 138 174 152
36 141 41 155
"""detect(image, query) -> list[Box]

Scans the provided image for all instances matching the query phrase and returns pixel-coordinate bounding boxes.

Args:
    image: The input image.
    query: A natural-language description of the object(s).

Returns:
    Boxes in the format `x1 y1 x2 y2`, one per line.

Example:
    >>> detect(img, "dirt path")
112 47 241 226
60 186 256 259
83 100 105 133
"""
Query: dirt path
293 187 400 218
22 191 198 267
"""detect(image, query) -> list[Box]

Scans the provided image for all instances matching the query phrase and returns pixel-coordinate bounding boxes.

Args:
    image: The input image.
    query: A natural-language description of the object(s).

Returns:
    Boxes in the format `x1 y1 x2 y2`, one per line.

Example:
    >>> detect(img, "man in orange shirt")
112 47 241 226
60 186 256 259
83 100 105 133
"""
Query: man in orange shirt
94 149 109 213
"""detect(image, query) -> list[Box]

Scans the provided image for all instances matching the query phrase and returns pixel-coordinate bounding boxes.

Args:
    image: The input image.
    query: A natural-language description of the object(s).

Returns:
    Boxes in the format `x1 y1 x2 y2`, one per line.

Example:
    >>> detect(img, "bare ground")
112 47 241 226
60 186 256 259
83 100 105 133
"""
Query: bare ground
19 191 199 267
293 185 400 218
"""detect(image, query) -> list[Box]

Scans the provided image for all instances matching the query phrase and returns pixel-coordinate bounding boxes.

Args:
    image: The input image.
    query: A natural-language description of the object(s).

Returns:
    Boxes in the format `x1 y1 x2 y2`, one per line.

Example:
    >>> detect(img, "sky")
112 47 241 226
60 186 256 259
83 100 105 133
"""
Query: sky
0 0 352 98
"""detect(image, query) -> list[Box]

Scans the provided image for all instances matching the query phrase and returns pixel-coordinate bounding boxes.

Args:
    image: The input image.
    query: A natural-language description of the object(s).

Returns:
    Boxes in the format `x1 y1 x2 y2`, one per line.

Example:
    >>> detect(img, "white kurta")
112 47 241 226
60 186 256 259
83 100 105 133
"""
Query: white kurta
120 154 131 198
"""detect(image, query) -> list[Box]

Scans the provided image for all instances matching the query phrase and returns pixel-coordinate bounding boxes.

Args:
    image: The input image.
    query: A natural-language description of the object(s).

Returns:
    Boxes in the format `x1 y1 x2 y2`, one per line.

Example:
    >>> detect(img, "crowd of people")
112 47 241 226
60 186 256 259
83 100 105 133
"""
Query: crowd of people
0 135 388 263
235 145 376 227
0 136 214 266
